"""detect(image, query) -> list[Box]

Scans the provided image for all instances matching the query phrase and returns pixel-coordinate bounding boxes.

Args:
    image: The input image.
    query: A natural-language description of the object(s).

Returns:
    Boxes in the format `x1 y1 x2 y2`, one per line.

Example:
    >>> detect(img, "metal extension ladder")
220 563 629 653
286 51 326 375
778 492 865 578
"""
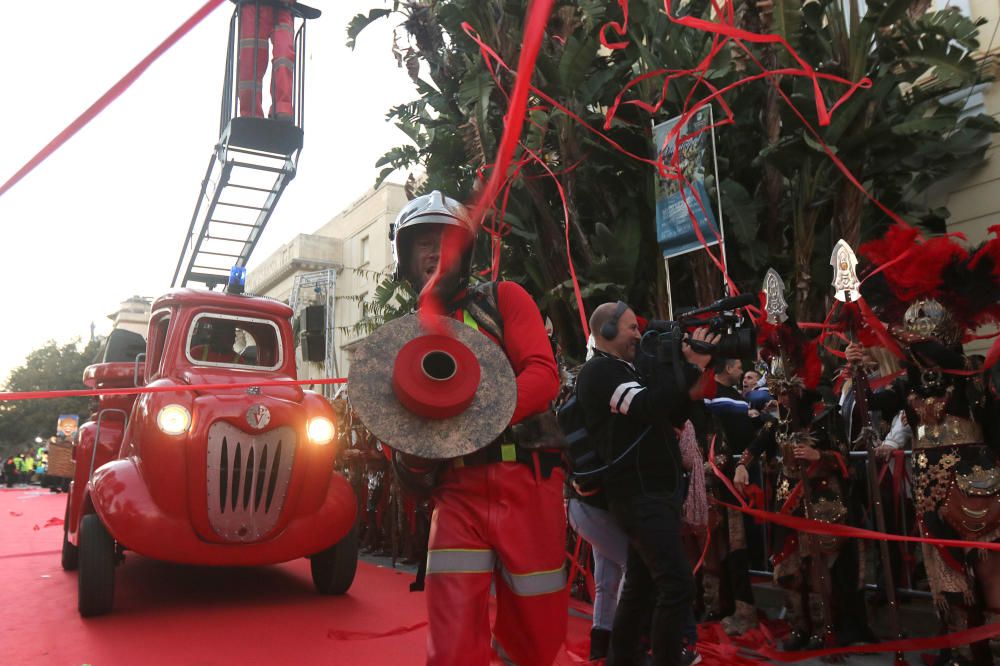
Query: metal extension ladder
172 3 315 289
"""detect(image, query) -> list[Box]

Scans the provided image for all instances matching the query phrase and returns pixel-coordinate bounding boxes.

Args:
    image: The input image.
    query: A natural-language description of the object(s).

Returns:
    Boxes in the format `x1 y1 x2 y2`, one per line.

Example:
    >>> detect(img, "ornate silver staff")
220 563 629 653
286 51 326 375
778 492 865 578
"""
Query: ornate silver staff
830 239 905 659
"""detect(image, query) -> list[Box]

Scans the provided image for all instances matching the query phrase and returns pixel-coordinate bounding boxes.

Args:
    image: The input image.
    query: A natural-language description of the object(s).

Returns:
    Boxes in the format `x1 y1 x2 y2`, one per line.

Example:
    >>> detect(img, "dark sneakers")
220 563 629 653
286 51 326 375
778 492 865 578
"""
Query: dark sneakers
680 647 703 665
589 627 612 660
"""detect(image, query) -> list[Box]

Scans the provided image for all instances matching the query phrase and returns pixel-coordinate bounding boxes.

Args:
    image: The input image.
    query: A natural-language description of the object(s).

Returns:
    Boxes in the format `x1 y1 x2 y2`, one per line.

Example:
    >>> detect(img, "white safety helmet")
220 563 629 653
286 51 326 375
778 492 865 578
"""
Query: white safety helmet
390 190 474 284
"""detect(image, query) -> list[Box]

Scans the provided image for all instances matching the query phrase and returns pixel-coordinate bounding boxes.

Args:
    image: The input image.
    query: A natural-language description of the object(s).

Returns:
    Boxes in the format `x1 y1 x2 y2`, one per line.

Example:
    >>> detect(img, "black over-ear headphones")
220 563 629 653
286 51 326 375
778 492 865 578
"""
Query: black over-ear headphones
600 301 628 340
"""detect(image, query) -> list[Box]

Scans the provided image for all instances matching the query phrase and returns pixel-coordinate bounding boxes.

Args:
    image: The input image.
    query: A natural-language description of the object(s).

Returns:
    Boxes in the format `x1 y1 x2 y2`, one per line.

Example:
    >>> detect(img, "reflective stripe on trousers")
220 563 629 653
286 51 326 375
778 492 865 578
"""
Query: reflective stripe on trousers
424 463 568 666
426 549 566 595
426 548 495 574
499 565 566 597
236 5 295 118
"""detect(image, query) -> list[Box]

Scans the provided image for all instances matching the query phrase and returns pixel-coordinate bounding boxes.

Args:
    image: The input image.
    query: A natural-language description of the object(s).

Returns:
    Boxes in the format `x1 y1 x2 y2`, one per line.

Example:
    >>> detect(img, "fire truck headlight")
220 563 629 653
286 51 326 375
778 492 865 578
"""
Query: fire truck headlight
157 404 191 436
307 417 336 445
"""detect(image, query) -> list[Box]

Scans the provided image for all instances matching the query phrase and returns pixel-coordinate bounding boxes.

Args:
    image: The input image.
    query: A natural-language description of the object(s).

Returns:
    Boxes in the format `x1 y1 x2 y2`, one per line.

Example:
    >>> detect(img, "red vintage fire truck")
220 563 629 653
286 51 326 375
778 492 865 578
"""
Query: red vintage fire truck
61 288 358 617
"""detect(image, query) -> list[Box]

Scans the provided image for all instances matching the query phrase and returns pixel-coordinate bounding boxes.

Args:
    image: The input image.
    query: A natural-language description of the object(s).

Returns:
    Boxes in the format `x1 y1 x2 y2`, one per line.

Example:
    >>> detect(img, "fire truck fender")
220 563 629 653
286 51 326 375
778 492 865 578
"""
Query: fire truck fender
89 457 358 566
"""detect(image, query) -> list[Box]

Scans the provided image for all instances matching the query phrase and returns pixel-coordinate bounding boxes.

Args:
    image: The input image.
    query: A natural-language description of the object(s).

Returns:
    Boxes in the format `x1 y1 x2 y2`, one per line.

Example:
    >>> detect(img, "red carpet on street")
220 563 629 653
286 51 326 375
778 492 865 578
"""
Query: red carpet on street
1 488 607 665
3 488 921 665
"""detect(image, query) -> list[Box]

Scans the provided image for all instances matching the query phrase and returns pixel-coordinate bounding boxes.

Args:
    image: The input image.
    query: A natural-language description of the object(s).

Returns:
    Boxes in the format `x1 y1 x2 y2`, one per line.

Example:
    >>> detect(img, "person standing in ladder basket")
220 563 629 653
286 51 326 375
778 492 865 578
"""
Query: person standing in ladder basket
232 0 319 121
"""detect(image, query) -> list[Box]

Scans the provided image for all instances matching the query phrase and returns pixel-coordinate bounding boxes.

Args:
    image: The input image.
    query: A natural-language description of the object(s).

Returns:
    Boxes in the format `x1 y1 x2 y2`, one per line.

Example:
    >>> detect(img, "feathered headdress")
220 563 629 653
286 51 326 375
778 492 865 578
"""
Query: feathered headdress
859 224 1000 345
756 315 822 391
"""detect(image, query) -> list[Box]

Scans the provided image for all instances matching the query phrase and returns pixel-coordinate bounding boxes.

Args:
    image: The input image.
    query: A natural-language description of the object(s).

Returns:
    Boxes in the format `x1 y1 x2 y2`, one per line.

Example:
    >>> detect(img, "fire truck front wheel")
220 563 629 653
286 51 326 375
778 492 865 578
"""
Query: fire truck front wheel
61 500 78 571
78 514 116 617
310 522 358 595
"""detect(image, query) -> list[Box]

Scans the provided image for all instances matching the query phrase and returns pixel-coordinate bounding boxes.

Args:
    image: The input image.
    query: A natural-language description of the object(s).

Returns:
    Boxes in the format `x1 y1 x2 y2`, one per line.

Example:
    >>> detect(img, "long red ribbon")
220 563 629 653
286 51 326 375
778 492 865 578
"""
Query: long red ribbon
518 142 591 339
0 376 346 402
419 0 555 331
600 0 630 49
716 499 1000 552
0 0 226 198
755 620 1000 662
708 435 748 508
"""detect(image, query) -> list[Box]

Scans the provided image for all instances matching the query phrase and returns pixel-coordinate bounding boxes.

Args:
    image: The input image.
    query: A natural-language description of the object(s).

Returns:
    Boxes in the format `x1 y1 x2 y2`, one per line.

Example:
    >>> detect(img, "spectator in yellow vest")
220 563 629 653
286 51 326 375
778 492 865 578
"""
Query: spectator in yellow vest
14 454 26 484
23 453 36 484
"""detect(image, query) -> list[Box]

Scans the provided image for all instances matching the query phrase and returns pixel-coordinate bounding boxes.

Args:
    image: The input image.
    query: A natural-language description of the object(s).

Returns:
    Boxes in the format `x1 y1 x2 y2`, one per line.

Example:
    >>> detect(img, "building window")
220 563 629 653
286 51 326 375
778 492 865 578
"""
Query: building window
360 235 370 266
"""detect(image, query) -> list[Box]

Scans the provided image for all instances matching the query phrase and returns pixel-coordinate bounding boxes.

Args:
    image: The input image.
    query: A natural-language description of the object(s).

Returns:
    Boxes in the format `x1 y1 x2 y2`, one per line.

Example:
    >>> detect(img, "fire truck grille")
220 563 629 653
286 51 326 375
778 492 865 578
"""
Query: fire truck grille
206 422 297 542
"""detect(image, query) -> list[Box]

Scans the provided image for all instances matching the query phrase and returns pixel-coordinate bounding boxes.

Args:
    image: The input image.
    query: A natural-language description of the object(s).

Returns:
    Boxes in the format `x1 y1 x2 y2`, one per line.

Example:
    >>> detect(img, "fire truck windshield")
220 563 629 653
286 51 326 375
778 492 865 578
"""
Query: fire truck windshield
186 313 282 370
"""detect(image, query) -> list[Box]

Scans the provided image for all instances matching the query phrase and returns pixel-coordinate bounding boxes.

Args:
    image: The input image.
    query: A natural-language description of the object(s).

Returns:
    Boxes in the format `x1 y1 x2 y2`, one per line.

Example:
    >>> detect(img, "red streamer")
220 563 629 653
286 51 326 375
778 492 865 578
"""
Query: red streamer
0 0 226 198
0 376 346 402
691 521 712 575
708 435 748 508
460 0 890 316
600 0 631 49
518 143 591 339
716 499 1000 552
419 0 555 331
755 620 1000 662
326 621 428 641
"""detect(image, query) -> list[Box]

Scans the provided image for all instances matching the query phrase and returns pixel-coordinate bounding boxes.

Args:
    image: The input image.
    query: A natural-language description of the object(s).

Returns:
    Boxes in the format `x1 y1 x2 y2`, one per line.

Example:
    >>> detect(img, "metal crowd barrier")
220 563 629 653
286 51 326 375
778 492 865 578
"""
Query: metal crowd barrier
746 448 933 601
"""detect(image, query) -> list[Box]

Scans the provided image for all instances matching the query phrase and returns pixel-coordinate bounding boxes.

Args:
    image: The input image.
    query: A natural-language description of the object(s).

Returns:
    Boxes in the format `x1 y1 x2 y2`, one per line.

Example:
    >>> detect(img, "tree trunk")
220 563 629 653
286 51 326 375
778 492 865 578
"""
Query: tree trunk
557 115 595 270
519 177 590 357
832 100 877 246
521 178 570 287
763 73 785 255
793 162 822 323
833 180 865 247
691 250 720 308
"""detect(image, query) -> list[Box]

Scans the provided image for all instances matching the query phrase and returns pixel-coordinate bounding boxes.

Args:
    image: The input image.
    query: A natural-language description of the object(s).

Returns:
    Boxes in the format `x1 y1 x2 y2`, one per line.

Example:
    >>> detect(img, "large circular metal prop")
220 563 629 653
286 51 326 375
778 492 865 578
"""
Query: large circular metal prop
349 314 516 460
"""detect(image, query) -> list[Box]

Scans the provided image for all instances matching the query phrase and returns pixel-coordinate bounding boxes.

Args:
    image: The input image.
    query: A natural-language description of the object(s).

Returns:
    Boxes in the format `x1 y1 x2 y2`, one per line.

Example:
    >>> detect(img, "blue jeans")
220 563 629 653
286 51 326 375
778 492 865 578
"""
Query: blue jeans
568 499 628 630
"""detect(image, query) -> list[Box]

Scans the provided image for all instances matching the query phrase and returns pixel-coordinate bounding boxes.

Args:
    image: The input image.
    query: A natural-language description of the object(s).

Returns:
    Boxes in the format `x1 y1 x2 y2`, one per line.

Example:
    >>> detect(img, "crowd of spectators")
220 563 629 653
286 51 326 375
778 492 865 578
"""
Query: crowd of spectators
2 435 71 491
555 300 971 664
332 396 430 569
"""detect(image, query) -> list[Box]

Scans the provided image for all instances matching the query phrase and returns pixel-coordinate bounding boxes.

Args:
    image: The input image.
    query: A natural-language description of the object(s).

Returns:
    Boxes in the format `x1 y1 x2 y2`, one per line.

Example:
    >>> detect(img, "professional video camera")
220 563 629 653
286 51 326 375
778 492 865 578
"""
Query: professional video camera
639 293 758 368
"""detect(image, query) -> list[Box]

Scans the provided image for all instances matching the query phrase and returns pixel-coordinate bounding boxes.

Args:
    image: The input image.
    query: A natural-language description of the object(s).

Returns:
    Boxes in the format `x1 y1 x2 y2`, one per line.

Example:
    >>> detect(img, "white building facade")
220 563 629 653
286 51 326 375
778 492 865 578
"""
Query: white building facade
246 182 409 388
107 296 153 337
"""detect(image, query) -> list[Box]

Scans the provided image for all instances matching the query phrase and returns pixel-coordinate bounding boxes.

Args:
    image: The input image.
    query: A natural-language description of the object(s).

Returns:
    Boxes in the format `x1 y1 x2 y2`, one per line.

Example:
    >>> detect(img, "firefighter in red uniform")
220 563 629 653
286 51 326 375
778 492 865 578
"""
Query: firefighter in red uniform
232 0 318 120
190 321 242 364
390 191 567 665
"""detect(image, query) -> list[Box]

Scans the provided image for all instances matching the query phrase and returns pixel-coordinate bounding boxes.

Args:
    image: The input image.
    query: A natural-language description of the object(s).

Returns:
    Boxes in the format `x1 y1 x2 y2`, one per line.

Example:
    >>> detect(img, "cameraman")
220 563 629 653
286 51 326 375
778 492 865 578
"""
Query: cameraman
577 301 717 666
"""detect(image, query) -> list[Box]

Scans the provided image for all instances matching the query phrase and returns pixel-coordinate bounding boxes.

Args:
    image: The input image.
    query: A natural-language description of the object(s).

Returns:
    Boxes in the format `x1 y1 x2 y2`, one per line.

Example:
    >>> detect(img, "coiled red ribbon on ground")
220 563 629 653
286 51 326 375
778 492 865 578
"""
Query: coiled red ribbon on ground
755 619 1000 662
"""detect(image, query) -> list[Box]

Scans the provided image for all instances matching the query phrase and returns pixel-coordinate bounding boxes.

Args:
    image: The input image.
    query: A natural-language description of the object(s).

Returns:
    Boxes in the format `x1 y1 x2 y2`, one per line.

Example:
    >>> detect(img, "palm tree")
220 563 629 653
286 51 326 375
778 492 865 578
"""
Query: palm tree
350 0 997 347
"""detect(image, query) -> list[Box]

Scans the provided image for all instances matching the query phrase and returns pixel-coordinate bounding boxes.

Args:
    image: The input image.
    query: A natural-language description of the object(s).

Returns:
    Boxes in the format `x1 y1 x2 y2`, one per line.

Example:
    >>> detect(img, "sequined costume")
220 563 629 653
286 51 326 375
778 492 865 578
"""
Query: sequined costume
737 290 869 650
857 224 1000 663
866 344 1000 658
737 396 858 649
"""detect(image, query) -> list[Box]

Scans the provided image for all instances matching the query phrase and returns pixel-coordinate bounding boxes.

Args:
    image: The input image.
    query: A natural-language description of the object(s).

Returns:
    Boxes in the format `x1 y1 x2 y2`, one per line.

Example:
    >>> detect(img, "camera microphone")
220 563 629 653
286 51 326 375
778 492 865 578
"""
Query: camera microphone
711 292 758 311
643 293 758 334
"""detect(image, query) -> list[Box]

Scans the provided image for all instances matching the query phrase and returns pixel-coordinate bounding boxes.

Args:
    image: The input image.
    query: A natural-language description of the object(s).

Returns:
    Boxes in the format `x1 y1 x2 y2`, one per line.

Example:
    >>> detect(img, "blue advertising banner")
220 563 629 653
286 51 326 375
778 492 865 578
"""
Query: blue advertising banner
653 107 723 259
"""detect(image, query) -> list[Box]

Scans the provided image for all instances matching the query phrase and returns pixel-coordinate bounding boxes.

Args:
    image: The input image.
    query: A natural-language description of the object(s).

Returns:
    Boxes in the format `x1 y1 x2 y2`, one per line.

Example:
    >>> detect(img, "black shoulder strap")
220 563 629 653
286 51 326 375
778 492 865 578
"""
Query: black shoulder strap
461 281 504 343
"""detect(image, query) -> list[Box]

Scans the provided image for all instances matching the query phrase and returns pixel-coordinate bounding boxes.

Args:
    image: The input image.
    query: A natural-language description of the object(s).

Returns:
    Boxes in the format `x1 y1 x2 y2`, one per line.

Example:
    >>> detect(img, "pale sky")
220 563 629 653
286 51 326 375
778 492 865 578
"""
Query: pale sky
0 1 414 385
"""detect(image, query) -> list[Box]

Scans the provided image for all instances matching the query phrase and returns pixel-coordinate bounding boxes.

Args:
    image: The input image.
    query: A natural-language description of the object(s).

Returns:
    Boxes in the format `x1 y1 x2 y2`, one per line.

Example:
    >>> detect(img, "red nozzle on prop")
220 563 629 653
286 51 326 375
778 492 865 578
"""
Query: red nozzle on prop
392 334 481 419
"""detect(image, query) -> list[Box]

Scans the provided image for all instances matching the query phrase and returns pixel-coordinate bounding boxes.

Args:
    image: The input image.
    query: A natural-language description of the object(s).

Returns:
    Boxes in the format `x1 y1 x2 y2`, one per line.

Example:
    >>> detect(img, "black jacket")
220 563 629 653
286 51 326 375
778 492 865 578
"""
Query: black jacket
704 382 753 455
576 350 700 498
